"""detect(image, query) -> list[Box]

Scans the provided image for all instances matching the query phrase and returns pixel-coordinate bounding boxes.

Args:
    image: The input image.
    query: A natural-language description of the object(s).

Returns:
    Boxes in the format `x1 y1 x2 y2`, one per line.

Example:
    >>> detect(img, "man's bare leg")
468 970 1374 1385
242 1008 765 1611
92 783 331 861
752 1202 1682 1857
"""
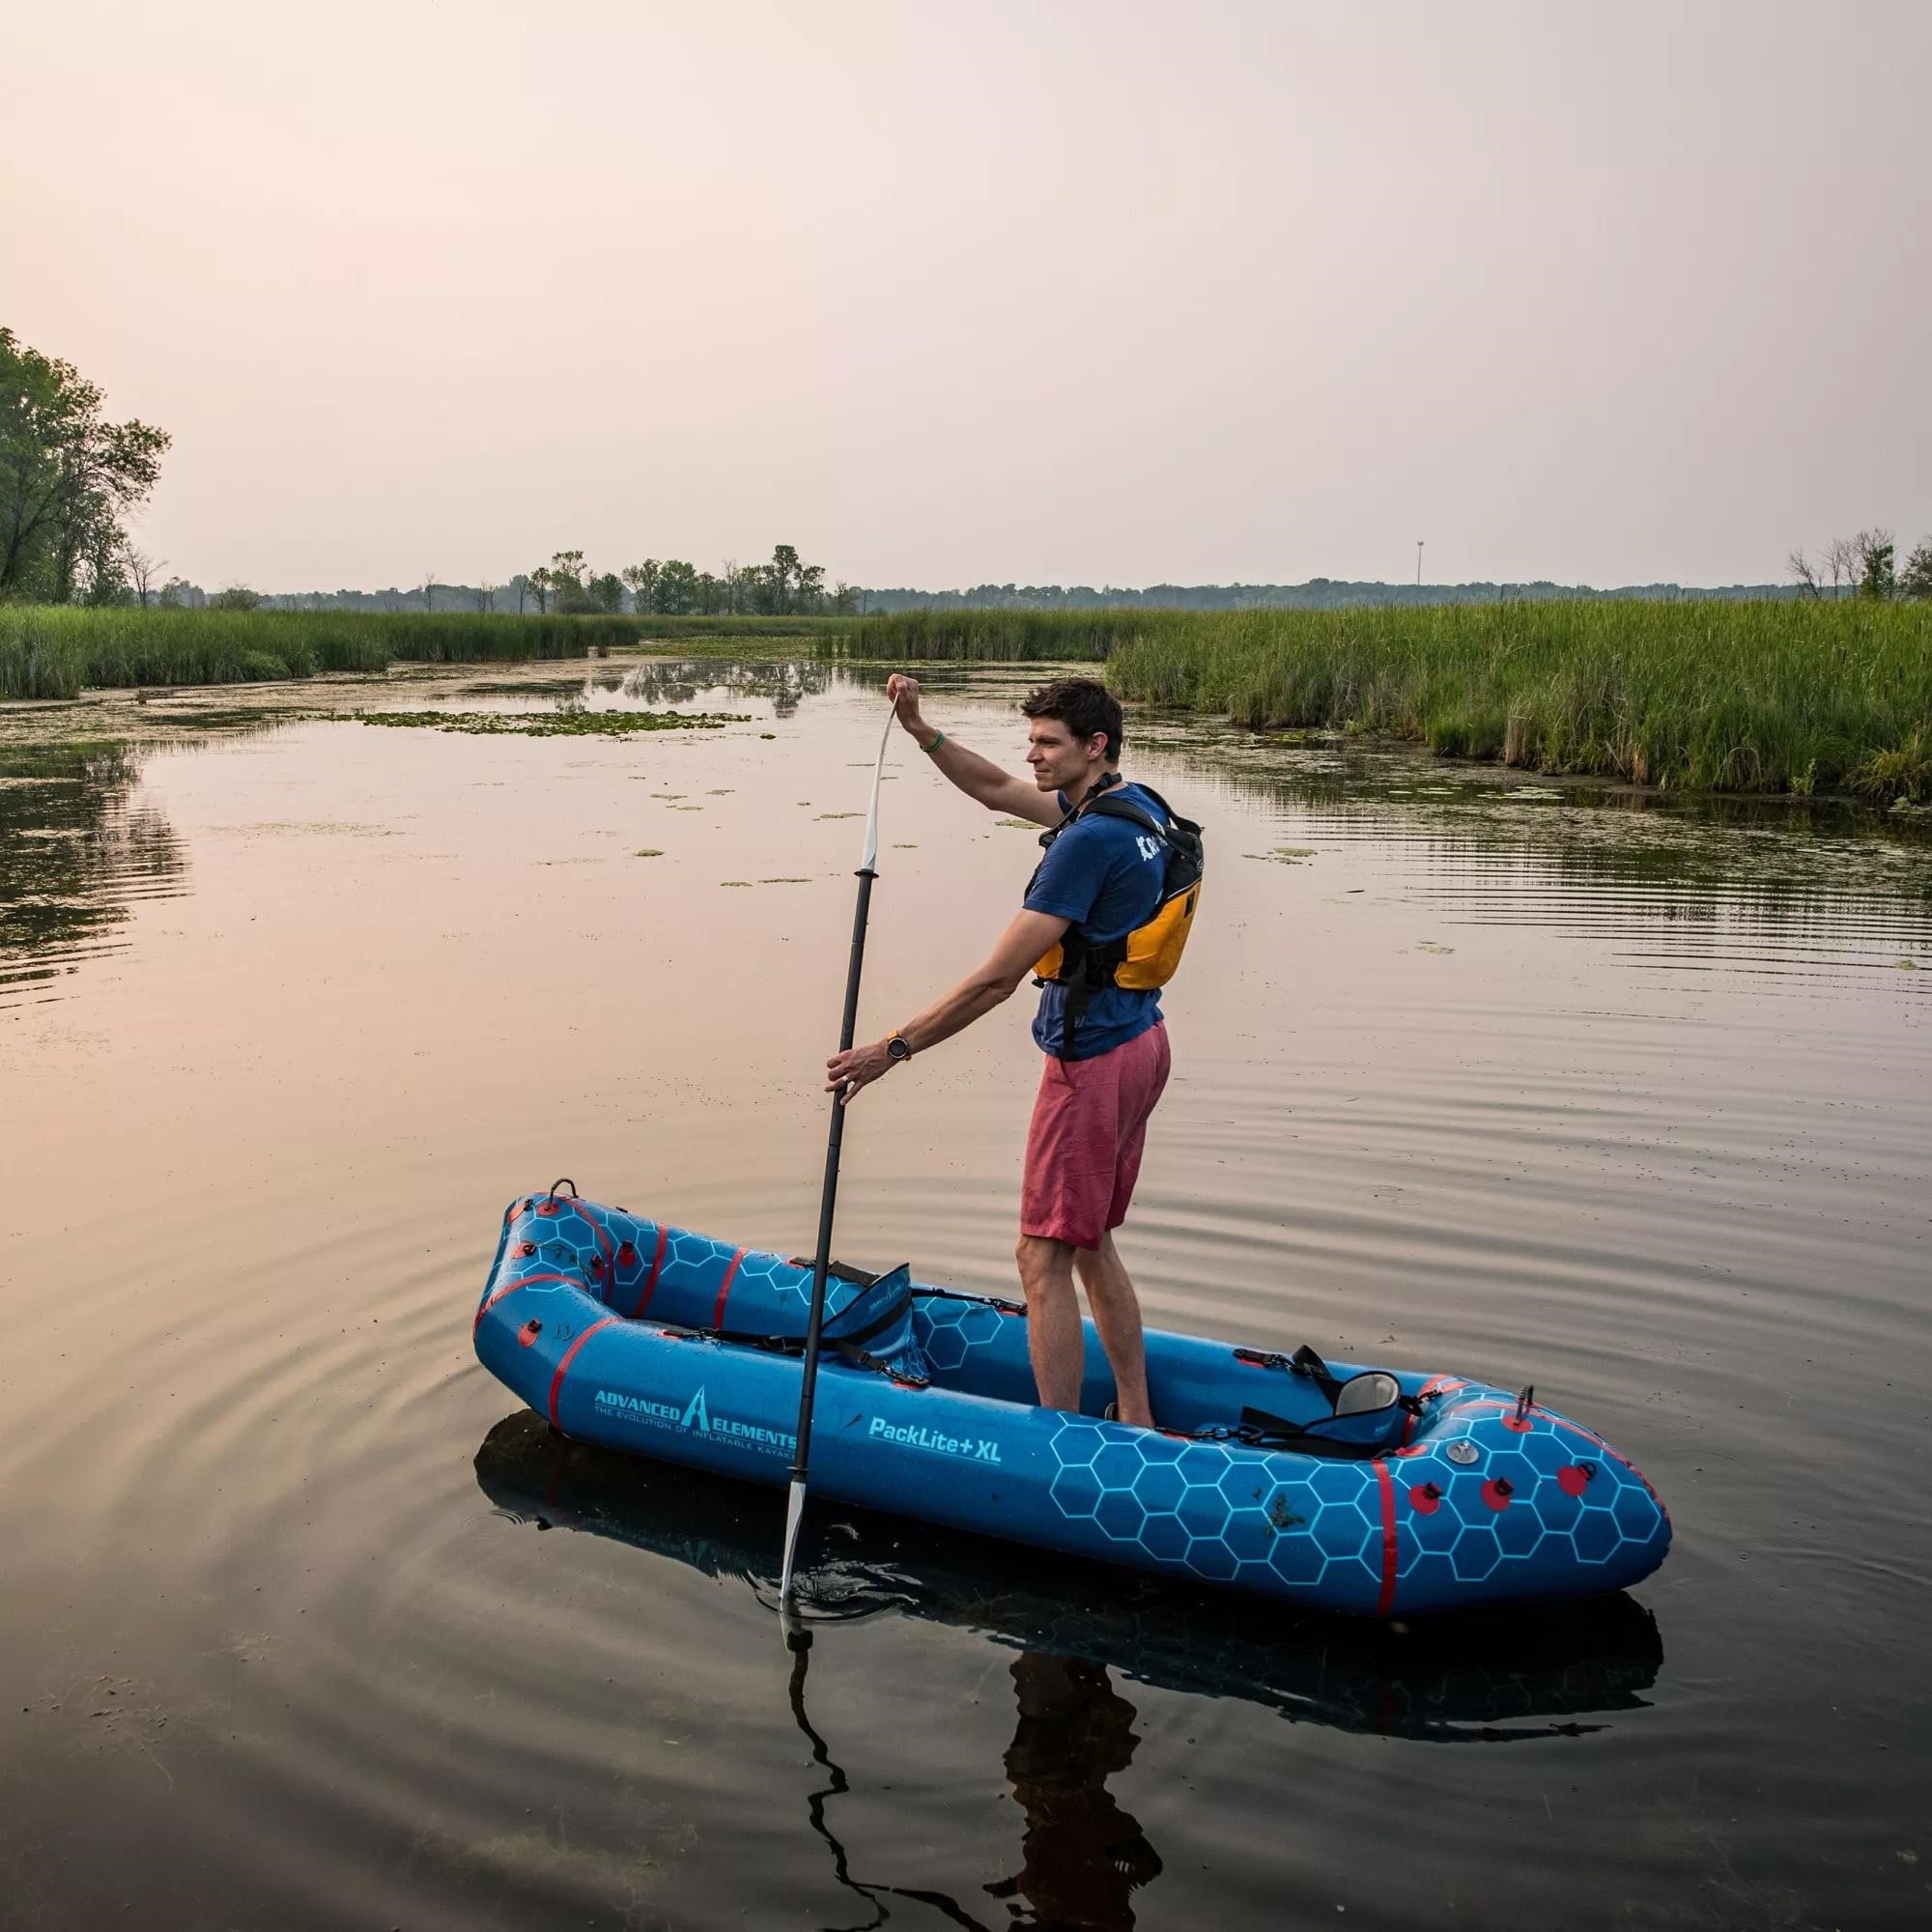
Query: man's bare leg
1074 1230 1153 1427
1016 1234 1085 1410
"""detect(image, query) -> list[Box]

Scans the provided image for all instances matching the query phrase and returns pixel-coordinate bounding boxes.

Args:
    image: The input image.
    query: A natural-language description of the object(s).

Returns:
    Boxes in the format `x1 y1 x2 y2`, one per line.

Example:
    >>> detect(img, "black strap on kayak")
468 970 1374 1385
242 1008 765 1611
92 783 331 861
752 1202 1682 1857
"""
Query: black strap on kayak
660 1322 929 1390
1176 1405 1403 1461
1288 1344 1349 1406
910 1286 1028 1318
785 1255 887 1289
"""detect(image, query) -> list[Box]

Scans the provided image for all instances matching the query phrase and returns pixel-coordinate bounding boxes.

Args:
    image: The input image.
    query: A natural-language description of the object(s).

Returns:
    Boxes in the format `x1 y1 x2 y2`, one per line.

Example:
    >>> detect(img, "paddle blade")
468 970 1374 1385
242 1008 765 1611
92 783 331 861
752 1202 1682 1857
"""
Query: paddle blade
779 1476 809 1602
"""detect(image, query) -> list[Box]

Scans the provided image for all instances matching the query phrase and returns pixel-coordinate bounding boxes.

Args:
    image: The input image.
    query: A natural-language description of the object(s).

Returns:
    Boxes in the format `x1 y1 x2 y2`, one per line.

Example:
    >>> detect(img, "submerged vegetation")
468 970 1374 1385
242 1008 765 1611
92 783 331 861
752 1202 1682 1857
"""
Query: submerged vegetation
863 602 1932 804
355 707 750 737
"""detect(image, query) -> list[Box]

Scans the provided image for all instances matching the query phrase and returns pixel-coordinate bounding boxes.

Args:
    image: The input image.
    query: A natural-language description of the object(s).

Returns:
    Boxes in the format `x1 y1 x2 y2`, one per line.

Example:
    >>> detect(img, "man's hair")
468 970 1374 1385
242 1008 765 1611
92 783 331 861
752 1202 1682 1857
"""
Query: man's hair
1020 677 1123 763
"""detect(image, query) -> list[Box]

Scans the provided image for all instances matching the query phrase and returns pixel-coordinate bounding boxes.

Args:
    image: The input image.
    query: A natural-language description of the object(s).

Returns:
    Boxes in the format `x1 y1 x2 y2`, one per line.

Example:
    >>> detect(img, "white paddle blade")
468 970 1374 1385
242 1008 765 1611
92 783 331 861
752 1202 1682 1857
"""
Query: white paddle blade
779 1477 809 1601
857 699 895 874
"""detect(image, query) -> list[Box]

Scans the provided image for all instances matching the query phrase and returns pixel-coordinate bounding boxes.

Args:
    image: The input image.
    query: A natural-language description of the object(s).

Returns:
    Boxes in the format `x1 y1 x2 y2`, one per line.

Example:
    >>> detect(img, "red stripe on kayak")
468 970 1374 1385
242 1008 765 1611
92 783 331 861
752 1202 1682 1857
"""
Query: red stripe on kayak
712 1246 748 1329
474 1270 579 1331
549 1316 618 1427
631 1224 669 1318
1373 1458 1398 1616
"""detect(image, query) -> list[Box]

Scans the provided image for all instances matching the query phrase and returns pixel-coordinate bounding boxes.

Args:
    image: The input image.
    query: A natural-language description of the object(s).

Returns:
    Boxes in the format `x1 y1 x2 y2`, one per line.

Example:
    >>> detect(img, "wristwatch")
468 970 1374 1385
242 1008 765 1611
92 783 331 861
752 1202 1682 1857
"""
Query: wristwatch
885 1031 914 1065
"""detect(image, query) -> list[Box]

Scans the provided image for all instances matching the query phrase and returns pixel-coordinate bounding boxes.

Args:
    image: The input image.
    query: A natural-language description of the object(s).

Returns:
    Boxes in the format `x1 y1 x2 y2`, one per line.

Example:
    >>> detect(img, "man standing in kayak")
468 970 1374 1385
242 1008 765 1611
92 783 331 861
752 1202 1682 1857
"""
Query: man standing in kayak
825 674 1174 1428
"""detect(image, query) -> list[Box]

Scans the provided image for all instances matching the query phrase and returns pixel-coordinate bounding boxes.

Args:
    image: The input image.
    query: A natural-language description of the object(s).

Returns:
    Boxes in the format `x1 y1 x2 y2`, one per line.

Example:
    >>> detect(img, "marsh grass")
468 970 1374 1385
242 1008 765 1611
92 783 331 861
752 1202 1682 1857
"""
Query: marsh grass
0 607 860 701
862 602 1932 803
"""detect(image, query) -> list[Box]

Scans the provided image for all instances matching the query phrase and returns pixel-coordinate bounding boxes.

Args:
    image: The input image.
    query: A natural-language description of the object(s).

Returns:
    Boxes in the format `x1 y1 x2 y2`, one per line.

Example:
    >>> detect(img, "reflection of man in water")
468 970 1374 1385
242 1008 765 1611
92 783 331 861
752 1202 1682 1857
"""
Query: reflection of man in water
985 1651 1162 1929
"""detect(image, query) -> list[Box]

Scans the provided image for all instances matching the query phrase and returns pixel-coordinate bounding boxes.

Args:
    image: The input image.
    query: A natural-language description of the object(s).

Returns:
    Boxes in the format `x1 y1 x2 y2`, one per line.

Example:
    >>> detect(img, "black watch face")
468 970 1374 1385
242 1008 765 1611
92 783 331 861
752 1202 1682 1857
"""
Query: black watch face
887 1036 912 1062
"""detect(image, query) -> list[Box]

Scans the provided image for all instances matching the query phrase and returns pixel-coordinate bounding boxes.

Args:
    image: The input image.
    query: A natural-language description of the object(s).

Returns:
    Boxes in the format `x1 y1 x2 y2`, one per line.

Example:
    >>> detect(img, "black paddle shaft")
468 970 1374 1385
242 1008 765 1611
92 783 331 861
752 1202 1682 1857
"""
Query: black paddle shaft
787 863 877 1491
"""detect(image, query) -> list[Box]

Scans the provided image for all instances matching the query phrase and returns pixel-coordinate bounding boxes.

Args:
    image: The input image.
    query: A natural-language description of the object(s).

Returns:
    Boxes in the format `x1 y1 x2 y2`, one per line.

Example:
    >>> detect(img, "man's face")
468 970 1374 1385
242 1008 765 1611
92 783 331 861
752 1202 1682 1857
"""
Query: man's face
1026 717 1107 791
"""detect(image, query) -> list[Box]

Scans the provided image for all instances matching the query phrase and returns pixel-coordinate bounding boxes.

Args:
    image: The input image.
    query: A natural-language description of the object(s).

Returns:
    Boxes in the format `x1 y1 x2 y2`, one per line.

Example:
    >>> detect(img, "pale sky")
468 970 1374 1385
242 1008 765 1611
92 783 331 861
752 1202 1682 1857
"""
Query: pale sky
5 1 1927 591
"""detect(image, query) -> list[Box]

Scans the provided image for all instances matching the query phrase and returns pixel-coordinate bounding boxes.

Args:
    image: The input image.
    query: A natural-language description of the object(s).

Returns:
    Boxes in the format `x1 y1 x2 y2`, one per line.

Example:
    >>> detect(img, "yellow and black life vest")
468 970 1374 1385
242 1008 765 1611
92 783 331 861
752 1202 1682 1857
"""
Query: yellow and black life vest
1027 778 1205 1058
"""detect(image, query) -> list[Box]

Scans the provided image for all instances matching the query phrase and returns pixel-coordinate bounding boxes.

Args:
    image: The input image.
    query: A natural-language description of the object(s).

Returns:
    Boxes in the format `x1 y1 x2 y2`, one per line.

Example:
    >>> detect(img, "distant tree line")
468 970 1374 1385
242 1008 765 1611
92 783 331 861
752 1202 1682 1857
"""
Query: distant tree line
1789 529 1932 602
232 545 861 618
855 577 1802 613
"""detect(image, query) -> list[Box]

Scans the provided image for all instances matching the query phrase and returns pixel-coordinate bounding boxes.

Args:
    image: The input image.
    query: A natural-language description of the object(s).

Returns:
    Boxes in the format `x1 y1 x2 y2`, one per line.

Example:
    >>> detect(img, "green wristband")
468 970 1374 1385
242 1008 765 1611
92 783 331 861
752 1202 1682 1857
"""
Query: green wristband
921 730 947 754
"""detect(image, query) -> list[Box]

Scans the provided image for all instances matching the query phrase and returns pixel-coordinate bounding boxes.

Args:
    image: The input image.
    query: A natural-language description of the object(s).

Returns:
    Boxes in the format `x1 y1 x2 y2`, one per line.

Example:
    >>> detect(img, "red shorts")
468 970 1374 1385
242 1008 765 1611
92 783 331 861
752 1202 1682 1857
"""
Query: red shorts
1020 1021 1171 1251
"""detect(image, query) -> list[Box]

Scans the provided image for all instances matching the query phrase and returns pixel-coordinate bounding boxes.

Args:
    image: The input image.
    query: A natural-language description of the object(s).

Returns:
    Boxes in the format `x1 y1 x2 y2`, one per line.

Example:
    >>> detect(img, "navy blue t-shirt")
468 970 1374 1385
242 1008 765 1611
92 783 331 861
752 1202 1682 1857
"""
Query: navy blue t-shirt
1022 781 1167 1060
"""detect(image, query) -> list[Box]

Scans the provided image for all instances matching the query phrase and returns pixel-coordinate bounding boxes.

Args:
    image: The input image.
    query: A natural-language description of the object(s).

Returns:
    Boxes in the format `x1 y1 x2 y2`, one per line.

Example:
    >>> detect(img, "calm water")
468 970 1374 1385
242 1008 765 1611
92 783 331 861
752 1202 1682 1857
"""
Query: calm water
3 662 1929 1930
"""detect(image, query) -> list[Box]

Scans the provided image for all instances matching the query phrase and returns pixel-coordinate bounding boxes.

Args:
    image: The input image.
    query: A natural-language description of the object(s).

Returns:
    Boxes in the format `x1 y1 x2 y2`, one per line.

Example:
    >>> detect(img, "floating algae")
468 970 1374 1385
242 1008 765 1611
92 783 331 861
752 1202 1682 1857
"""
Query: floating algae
1245 846 1317 864
635 848 664 858
354 709 749 737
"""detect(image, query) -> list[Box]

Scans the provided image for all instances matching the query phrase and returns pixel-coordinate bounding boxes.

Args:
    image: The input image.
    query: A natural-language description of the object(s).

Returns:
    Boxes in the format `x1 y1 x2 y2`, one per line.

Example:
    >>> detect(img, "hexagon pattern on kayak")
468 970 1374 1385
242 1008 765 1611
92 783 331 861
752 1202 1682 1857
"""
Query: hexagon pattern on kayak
1043 1399 1667 1602
1045 1414 1388 1603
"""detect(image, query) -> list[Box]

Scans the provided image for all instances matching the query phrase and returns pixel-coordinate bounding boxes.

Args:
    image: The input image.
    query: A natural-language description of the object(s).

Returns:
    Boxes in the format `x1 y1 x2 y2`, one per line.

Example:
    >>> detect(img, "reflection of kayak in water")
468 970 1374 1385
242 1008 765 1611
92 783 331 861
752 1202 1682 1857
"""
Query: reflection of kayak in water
476 1188 1671 1616
473 1410 1665 1742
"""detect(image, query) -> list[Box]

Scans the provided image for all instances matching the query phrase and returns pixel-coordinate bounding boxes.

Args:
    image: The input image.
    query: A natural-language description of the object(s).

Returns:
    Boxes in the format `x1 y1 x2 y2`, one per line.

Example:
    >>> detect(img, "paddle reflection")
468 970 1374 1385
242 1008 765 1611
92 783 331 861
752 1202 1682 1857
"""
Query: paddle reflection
782 1625 1158 1932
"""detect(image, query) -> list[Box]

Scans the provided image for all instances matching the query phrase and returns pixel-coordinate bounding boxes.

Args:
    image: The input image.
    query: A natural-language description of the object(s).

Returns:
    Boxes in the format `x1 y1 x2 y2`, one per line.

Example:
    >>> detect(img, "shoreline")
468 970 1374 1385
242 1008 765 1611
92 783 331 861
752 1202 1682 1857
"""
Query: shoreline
4 652 1928 831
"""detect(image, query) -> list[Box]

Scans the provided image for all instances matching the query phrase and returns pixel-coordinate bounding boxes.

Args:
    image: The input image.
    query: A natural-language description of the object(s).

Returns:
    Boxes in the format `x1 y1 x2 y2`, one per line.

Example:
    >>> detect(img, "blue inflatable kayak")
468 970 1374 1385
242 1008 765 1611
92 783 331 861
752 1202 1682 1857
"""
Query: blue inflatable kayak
474 1185 1671 1617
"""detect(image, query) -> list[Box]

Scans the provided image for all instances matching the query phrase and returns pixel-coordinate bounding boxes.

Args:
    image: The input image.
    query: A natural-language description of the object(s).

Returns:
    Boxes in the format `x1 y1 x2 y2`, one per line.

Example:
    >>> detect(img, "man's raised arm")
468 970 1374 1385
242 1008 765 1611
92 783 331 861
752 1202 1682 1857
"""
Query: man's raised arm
887 673 1062 827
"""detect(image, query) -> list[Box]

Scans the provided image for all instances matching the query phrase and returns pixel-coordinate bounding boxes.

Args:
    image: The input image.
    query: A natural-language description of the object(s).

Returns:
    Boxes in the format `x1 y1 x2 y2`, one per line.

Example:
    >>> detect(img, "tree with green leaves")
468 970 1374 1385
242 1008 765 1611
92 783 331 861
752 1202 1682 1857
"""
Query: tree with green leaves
1900 539 1932 602
769 542 802 611
656 558 700 613
1856 529 1896 600
621 560 662 612
587 571 624 613
0 327 170 602
526 565 554 614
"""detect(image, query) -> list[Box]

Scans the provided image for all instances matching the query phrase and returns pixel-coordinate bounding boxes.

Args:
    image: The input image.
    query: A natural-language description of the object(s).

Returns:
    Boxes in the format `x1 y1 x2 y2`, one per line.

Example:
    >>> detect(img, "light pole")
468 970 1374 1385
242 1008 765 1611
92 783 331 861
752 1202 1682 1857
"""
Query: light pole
1416 541 1424 588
